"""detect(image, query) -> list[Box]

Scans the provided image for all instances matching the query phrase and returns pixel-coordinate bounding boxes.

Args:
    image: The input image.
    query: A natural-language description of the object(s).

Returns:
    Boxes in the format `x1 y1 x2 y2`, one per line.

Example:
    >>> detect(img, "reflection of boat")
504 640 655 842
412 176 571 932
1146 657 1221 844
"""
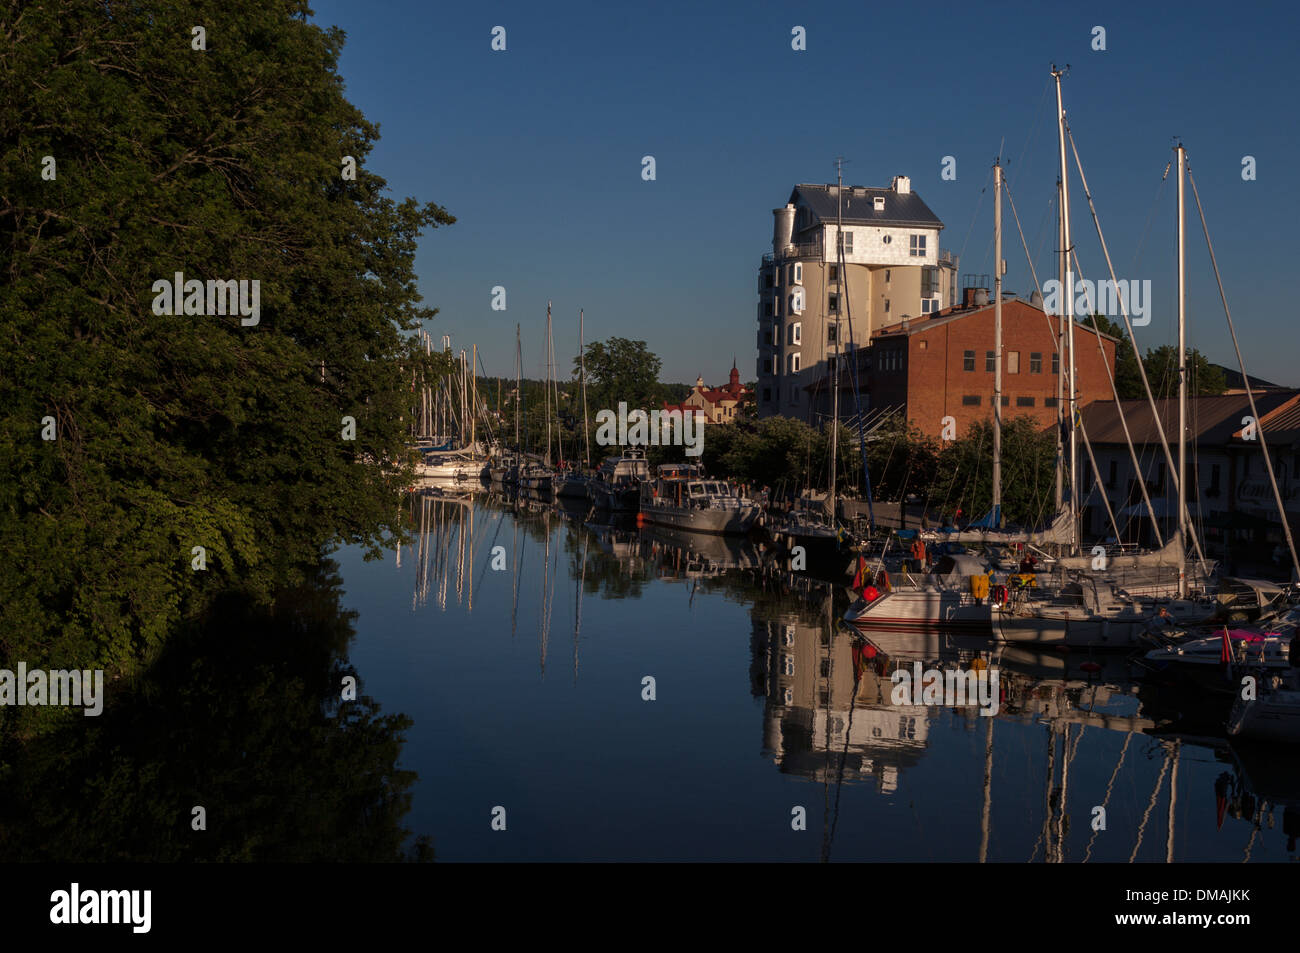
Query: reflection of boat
554 470 592 500
638 463 760 535
1228 671 1300 743
590 448 650 512
641 523 763 574
844 551 993 634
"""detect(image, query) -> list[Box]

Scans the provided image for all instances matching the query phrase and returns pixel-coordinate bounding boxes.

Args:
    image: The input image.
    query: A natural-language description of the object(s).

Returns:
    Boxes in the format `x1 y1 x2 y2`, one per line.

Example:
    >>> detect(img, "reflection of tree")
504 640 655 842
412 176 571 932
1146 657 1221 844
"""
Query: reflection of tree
0 560 427 862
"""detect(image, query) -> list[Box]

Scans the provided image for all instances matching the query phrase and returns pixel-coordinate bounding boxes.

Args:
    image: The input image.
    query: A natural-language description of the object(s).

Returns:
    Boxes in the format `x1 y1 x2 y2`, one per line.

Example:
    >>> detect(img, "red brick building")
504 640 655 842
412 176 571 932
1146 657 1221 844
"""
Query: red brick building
810 292 1117 438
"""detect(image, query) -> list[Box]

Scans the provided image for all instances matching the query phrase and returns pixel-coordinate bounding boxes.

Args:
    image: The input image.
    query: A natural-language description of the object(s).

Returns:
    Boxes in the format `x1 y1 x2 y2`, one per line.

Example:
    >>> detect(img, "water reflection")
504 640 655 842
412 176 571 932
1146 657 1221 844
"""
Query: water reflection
0 561 425 861
361 490 1300 861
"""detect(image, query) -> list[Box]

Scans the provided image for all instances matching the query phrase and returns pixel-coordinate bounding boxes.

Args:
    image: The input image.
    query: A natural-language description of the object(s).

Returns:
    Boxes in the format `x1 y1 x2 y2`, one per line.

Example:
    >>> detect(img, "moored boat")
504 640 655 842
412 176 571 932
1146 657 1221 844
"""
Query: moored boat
637 463 760 535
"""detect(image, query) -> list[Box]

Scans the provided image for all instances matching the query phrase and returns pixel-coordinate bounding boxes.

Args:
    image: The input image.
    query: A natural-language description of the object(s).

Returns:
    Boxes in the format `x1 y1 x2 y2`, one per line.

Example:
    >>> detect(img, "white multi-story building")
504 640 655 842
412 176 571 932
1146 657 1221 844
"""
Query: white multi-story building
757 176 956 421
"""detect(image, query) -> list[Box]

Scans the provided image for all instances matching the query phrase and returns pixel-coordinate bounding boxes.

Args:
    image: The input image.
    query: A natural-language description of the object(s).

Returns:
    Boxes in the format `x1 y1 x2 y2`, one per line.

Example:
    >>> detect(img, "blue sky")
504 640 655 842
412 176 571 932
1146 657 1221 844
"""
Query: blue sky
309 0 1299 386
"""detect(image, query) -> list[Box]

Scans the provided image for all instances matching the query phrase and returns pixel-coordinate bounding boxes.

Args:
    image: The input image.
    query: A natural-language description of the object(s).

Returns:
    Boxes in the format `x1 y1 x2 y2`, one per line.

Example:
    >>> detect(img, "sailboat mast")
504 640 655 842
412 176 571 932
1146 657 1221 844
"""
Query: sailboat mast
993 160 1003 525
1053 65 1078 554
1176 143 1188 599
580 309 590 469
829 158 843 526
515 324 522 452
545 301 552 467
471 343 478 454
1054 179 1065 514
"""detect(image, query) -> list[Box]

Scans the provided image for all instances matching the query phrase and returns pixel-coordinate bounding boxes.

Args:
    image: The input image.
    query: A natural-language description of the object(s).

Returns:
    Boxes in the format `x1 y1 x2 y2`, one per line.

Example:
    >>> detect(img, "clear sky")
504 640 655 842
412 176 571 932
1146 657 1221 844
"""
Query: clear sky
309 0 1299 387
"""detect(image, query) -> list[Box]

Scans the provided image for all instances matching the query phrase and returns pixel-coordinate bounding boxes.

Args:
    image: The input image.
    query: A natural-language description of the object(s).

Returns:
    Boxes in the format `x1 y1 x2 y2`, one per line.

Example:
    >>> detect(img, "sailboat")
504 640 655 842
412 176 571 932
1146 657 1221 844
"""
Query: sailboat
519 303 558 492
994 75 1217 646
415 341 490 484
555 308 594 501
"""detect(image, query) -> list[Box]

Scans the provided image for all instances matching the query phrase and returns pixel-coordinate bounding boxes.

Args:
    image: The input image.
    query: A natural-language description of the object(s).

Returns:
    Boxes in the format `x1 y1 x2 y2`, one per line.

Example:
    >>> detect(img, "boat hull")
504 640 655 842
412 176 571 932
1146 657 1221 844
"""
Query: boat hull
639 503 759 536
844 591 993 635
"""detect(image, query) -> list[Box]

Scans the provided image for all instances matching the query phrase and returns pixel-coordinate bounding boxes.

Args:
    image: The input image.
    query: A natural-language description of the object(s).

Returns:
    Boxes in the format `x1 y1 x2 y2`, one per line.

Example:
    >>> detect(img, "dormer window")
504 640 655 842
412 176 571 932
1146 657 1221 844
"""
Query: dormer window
873 196 885 211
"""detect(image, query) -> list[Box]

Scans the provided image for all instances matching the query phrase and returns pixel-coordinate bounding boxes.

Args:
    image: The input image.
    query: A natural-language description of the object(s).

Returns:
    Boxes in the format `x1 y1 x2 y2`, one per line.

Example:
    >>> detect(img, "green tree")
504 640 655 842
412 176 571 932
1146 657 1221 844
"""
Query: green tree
1142 345 1227 398
0 1 453 678
1088 314 1144 399
932 417 1058 527
575 337 663 414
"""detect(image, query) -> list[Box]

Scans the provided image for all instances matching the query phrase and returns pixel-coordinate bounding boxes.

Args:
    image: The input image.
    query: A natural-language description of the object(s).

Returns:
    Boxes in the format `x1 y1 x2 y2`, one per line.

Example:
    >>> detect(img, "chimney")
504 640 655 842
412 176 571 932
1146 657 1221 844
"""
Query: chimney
773 204 795 256
962 287 978 308
974 288 989 307
900 315 910 332
891 175 912 195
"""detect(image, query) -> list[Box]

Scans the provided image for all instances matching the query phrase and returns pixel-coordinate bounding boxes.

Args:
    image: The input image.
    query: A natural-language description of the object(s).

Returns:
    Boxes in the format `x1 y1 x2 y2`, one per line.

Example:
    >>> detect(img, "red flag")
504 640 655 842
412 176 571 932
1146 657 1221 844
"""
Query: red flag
851 555 865 591
1219 627 1232 672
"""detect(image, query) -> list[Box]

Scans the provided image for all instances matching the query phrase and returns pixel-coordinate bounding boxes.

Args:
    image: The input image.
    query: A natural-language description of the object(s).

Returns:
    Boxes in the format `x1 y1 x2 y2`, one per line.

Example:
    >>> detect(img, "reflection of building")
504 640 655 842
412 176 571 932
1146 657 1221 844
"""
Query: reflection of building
752 601 929 792
663 364 750 424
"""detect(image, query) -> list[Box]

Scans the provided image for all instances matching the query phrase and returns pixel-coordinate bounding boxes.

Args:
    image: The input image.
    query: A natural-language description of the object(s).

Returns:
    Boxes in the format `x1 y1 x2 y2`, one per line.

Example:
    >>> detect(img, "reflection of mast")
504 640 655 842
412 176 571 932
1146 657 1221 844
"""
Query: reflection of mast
1166 740 1180 862
511 519 524 640
539 510 553 676
978 717 993 862
574 529 588 684
1129 743 1172 862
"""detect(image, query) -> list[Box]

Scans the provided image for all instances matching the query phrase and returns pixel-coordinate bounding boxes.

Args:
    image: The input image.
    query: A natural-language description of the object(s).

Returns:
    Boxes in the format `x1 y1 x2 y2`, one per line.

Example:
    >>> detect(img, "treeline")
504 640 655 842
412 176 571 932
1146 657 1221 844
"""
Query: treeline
1 2 450 724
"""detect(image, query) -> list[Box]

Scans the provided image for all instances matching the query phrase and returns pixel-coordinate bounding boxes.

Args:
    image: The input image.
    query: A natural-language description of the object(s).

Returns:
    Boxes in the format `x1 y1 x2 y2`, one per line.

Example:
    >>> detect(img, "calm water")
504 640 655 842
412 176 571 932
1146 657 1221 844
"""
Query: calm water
333 488 1299 862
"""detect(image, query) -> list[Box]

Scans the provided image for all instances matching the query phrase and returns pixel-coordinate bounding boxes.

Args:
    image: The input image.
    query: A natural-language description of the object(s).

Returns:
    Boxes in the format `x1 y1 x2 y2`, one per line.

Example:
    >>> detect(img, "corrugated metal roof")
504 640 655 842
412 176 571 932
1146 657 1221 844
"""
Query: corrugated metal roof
1081 390 1300 446
789 184 944 230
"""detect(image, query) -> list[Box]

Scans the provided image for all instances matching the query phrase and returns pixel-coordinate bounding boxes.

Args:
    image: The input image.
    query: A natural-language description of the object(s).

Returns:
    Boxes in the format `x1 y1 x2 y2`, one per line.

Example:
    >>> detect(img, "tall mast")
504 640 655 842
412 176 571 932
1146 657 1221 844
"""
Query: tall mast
579 309 590 468
993 159 1003 526
1053 65 1078 554
471 343 478 454
514 324 521 452
544 301 552 467
1054 178 1065 514
829 158 843 526
1176 143 1188 598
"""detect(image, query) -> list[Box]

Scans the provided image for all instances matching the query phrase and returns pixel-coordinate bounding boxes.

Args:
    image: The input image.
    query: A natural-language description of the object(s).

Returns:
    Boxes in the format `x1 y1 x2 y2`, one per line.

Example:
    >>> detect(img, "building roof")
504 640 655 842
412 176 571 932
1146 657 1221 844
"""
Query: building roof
1081 389 1300 446
1213 364 1287 392
1234 391 1300 442
789 184 944 231
871 296 1120 345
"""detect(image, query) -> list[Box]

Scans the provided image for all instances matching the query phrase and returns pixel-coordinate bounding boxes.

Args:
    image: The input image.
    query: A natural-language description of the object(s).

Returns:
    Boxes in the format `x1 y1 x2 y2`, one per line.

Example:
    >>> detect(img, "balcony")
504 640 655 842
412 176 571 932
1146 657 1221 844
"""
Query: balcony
762 239 823 266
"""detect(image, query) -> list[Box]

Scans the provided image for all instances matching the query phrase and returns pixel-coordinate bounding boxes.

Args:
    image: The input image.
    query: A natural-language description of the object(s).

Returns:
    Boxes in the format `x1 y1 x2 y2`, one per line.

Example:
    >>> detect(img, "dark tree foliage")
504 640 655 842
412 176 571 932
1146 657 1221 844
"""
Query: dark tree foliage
0 2 453 676
0 561 429 861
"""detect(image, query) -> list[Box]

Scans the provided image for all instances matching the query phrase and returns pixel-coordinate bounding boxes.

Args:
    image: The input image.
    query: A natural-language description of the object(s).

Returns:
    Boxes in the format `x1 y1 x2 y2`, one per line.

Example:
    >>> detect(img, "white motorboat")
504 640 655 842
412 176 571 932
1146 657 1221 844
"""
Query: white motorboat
638 464 760 535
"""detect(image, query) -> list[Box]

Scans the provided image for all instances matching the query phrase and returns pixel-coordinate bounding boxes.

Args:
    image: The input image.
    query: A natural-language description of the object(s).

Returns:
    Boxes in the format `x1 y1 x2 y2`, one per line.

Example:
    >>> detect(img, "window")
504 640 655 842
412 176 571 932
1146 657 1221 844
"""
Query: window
793 262 803 284
765 270 775 289
884 299 891 313
765 300 774 318
1017 396 1035 407
910 234 927 257
1007 351 1020 374
985 350 995 373
1107 460 1118 488
828 293 839 313
882 235 892 245
918 340 928 350
1051 352 1060 376
962 395 981 406
1208 463 1221 497
790 385 800 405
873 196 885 211
839 230 854 254
922 298 938 314
827 323 838 345
770 324 778 346
789 352 801 373
1044 397 1058 407
828 264 838 282
828 356 838 376
775 296 782 318
762 387 771 402
1001 395 1010 406
885 270 892 283
921 266 939 296
1030 352 1043 374
790 322 801 345
963 350 976 372
761 356 774 375
790 290 804 314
